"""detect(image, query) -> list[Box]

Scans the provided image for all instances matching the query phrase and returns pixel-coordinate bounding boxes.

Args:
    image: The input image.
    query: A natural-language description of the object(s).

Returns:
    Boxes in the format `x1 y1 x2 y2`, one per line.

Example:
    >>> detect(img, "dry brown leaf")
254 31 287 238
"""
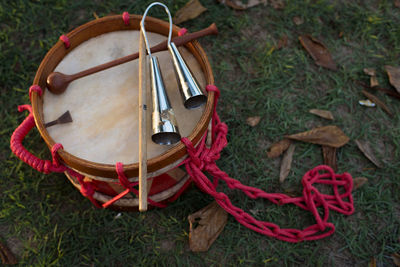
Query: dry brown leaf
369 257 377 267
219 0 267 10
286 125 349 148
363 68 376 76
309 109 334 120
355 140 383 168
385 65 400 93
392 253 400 266
270 0 285 9
395 0 400 8
362 90 393 116
353 177 368 191
292 16 304 25
370 76 379 87
267 138 292 158
173 0 207 24
246 116 261 127
0 241 17 265
299 35 337 71
280 144 295 183
322 146 337 171
364 68 379 87
188 201 228 252
93 12 99 20
275 35 288 50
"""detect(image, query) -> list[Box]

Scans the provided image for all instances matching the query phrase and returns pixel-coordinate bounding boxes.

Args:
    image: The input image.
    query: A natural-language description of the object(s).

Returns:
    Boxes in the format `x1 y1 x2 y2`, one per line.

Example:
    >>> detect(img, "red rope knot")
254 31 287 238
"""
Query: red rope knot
122 12 130 25
214 122 228 136
116 162 135 190
51 143 63 167
206 84 220 100
80 181 95 197
29 85 42 102
74 176 95 197
181 137 203 169
59 35 70 48
178 28 188 36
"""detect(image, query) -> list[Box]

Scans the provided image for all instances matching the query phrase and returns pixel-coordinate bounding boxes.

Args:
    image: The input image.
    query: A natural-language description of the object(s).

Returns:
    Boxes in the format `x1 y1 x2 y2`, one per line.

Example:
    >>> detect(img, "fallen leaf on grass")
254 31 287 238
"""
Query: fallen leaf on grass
355 79 400 100
362 90 393 116
322 146 337 171
280 144 295 183
292 16 304 25
286 125 350 148
173 0 207 24
363 68 379 88
93 12 99 20
188 201 228 252
355 140 383 168
270 0 285 9
353 177 368 191
299 35 337 71
385 65 400 93
0 241 17 265
370 257 376 267
392 253 400 266
246 116 261 127
275 35 288 50
267 139 292 158
219 0 267 10
396 0 400 8
309 109 334 120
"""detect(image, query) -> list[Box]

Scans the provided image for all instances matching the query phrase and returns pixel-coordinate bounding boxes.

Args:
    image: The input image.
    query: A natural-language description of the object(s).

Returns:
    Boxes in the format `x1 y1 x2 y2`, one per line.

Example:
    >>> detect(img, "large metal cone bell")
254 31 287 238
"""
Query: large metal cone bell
150 56 181 145
169 42 207 109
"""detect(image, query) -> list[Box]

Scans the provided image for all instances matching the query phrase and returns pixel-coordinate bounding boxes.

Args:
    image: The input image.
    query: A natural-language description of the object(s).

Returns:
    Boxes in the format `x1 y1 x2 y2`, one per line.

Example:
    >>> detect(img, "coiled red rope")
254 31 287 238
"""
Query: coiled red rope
179 85 354 242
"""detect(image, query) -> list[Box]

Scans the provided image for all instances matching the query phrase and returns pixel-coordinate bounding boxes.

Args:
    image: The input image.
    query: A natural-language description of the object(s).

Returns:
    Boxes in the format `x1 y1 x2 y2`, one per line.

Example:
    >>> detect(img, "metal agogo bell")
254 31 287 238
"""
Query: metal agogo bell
168 42 207 109
149 56 180 145
141 2 181 145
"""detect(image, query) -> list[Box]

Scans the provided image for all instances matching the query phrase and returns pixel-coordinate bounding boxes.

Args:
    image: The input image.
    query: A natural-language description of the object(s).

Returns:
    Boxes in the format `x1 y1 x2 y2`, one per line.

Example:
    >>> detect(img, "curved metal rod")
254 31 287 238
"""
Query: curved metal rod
140 2 173 57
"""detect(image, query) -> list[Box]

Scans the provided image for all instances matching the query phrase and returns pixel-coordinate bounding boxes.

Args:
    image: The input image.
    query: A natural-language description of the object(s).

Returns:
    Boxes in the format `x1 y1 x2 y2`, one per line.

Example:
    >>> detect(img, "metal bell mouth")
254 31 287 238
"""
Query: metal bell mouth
152 132 181 145
184 94 208 109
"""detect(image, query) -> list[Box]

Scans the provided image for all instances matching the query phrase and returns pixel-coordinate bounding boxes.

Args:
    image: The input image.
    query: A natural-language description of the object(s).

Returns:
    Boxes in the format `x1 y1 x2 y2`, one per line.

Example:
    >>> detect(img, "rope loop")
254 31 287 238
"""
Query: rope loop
59 35 70 48
29 85 42 102
122 11 130 25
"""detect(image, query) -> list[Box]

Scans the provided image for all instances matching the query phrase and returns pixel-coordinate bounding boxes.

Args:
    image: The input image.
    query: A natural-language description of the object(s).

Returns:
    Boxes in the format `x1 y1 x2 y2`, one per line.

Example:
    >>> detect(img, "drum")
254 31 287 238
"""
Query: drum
28 14 215 210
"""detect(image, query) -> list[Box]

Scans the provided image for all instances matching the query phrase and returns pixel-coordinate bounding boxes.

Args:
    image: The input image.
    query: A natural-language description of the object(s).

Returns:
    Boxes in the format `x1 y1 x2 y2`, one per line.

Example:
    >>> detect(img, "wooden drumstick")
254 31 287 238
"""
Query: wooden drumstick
138 27 148 212
47 23 218 95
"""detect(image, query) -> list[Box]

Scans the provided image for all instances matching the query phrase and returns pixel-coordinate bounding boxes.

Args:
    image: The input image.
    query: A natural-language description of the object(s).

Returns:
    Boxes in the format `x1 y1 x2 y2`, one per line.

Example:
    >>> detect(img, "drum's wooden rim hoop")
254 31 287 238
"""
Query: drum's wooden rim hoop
31 14 214 179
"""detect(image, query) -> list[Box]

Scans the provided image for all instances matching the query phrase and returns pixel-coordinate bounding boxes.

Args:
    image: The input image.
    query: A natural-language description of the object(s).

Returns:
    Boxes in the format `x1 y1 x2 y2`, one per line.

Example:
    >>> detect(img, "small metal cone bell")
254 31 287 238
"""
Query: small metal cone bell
150 56 181 145
168 42 207 109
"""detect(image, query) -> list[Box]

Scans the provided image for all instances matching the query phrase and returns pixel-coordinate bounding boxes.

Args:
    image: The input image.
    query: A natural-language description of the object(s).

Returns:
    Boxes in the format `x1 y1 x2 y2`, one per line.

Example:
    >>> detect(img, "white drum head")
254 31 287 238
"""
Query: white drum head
43 30 206 165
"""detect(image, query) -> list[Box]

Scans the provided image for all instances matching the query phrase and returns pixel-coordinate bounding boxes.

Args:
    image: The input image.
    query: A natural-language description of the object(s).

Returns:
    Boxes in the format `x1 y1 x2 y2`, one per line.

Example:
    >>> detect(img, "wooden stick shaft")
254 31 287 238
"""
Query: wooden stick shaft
71 23 218 80
138 29 148 212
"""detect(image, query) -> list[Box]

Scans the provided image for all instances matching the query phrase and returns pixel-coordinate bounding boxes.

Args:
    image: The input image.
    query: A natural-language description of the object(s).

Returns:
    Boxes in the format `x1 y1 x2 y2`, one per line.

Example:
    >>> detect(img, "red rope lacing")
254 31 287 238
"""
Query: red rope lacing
11 84 355 242
102 162 167 208
179 85 354 242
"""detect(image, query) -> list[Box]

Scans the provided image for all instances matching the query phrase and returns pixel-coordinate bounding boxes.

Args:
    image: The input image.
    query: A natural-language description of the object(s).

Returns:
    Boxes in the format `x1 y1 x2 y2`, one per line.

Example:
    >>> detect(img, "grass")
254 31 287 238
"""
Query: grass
1 0 400 266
